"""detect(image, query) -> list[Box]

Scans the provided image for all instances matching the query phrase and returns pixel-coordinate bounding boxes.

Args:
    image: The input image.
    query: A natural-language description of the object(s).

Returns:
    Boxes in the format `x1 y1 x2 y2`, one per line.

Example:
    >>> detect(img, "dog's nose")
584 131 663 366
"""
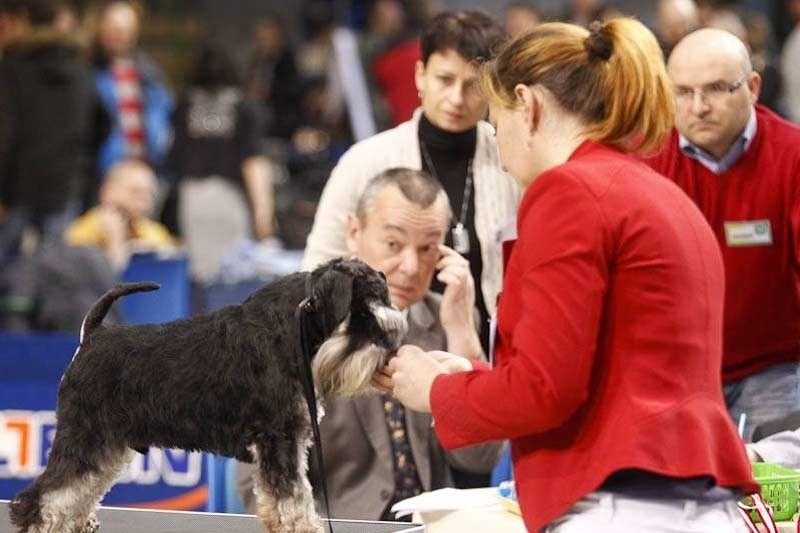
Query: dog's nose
383 315 407 351
370 303 408 347
383 349 399 366
388 312 408 348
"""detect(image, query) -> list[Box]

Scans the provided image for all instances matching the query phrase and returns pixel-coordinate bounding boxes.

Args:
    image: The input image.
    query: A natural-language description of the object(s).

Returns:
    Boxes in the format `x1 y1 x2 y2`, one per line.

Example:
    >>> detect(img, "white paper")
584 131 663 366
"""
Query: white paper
390 488 500 518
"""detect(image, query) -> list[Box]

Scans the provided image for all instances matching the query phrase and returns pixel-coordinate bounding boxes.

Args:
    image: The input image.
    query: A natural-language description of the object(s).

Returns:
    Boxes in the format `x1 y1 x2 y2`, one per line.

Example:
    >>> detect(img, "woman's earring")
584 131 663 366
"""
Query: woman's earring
418 90 423 99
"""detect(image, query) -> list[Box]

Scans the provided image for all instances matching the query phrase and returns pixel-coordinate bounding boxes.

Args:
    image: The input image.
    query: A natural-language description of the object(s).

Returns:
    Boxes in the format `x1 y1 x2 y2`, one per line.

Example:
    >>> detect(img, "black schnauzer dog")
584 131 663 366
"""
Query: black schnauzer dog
10 258 407 533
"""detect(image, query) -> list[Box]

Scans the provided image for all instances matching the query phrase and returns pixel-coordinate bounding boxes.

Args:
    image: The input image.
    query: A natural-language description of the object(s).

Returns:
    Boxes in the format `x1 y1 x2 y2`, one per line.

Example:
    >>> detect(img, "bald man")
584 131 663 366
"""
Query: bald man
644 29 800 441
655 0 700 55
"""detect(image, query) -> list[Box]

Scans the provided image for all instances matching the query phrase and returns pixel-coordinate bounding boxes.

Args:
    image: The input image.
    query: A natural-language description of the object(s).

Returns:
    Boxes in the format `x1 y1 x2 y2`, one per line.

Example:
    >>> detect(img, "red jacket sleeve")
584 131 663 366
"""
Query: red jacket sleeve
431 172 611 448
793 182 800 264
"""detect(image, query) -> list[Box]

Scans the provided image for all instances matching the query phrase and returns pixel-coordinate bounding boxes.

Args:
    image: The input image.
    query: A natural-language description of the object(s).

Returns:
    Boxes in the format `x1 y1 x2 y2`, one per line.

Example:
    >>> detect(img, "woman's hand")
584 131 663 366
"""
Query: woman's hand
428 350 474 373
387 345 448 413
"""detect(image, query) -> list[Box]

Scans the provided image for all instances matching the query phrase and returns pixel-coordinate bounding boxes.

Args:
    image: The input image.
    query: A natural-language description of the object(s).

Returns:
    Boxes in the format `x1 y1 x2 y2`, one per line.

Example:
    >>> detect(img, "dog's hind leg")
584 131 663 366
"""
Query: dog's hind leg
71 446 134 533
250 431 322 533
21 438 134 533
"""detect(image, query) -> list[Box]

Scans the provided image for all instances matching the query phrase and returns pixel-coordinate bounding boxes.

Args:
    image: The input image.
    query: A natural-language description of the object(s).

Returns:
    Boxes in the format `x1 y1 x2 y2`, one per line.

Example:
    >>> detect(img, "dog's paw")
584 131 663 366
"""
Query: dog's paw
292 525 324 533
282 515 324 533
78 514 100 533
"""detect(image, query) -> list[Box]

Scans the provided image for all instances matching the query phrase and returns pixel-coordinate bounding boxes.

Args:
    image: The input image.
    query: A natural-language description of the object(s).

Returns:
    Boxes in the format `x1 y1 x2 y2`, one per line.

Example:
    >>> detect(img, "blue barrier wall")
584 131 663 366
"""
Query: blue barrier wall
120 254 190 325
0 332 209 511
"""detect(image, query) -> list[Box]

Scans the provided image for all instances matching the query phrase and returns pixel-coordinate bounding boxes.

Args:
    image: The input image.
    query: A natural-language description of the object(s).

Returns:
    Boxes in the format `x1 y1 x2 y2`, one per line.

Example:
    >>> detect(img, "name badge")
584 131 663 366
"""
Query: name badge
724 220 773 247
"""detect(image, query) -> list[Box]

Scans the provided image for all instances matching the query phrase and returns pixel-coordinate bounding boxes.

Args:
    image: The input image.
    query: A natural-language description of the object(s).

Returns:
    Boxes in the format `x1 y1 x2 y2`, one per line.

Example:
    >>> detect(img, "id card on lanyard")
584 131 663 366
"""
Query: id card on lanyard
488 312 497 367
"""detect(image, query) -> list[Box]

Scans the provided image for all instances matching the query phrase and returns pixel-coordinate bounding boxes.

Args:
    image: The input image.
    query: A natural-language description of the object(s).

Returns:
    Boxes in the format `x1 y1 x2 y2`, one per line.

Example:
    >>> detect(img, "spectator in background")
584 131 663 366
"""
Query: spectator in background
590 2 626 21
362 0 420 129
564 0 602 27
0 0 106 265
296 0 335 81
504 2 541 39
643 28 800 441
92 1 172 180
66 159 174 271
693 0 716 25
272 75 344 251
167 43 273 283
238 168 502 521
746 11 783 113
360 0 409 72
655 0 700 55
0 0 28 52
1 158 166 332
293 0 349 148
246 16 302 140
705 6 748 42
52 0 79 35
782 0 800 123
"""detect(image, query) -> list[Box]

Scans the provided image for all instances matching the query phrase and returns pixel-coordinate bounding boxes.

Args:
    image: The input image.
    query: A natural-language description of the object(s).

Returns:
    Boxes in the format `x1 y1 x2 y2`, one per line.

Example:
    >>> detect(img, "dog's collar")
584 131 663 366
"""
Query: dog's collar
298 296 317 311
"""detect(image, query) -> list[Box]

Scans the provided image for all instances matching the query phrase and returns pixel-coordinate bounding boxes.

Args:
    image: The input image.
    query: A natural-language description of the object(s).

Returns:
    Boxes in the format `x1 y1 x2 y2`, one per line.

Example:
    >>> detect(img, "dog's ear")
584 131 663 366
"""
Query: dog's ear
310 268 354 331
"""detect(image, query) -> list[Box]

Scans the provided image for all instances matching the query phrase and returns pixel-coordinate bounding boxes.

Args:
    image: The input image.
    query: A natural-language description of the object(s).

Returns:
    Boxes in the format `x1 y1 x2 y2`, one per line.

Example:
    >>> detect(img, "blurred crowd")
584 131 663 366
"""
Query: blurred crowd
0 0 799 332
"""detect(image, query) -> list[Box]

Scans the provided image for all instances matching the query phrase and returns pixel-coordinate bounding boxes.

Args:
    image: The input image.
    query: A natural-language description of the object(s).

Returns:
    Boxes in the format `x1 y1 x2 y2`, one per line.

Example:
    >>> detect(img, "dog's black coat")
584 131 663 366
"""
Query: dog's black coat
10 258 401 532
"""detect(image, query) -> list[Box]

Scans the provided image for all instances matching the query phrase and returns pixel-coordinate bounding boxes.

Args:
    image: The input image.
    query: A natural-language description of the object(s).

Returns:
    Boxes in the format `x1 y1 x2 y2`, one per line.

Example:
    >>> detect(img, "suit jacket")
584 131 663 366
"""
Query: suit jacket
237 292 504 520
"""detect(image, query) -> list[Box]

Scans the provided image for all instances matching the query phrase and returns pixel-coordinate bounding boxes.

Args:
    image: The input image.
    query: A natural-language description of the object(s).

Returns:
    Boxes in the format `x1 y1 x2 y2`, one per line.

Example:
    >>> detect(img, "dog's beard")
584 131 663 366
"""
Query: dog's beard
312 304 407 397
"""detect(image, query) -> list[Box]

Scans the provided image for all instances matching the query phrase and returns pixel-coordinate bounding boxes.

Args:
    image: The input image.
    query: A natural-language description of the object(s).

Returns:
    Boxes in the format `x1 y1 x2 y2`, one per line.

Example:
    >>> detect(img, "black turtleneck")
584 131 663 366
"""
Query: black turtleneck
418 113 488 351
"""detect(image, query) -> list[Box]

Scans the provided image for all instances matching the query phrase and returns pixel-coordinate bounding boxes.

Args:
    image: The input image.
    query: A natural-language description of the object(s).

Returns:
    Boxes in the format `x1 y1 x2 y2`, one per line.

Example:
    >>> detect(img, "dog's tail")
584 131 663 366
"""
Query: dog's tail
9 482 43 531
81 282 161 341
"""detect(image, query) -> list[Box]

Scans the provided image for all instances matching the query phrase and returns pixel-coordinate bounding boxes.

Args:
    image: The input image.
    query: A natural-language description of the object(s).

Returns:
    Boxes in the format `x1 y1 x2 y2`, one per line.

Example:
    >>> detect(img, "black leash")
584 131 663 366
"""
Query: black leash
295 297 334 533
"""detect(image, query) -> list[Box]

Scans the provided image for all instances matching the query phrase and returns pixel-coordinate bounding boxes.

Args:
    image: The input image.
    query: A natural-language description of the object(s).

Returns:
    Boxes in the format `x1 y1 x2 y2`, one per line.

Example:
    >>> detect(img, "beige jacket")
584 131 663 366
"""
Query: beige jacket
302 109 520 314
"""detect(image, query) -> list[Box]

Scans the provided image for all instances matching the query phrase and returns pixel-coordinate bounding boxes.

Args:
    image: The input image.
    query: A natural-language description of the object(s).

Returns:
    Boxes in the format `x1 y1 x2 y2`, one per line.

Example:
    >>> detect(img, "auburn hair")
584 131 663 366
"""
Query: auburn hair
481 18 674 154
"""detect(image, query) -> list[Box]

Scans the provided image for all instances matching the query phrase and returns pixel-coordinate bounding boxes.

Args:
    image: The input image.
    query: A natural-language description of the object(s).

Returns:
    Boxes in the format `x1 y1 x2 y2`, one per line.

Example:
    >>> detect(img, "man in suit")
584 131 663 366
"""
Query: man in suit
237 167 503 520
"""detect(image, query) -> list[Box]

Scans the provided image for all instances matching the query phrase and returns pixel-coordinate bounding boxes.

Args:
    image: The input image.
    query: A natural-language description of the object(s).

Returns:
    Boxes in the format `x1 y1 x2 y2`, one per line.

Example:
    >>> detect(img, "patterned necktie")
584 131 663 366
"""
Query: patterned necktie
382 392 423 506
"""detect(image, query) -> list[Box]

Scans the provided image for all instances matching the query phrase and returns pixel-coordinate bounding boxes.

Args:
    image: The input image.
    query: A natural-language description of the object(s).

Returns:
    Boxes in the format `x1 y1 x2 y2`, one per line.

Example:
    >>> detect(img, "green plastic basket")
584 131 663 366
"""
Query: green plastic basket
745 462 800 522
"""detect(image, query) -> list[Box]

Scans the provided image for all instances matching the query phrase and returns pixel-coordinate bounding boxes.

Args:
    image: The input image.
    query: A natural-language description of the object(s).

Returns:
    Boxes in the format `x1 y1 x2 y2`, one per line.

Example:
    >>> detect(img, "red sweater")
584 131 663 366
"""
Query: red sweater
644 105 800 382
431 141 757 532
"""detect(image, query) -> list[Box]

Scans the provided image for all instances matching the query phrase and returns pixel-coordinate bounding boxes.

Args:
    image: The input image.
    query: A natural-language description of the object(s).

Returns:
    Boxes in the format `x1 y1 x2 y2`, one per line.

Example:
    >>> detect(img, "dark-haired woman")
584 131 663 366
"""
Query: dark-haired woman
167 43 274 283
378 18 757 532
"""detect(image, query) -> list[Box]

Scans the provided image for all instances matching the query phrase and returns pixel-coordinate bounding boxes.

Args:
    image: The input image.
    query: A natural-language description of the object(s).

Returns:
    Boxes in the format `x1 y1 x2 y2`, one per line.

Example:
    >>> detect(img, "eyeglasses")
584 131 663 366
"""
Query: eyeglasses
674 77 748 103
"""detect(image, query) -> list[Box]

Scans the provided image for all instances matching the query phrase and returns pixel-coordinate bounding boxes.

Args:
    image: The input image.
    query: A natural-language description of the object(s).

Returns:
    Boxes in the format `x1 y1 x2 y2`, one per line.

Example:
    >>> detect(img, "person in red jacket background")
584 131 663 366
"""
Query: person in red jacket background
643 28 800 442
375 18 757 533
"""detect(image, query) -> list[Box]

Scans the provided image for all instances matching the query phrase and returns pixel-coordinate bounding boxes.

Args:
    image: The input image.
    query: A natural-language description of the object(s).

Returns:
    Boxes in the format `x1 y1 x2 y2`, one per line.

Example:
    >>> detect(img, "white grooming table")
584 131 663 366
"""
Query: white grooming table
0 500 424 533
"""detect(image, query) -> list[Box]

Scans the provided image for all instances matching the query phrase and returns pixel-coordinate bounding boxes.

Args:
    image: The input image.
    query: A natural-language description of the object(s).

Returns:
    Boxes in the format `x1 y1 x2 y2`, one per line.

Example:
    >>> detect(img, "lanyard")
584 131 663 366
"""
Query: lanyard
419 139 473 254
295 297 334 533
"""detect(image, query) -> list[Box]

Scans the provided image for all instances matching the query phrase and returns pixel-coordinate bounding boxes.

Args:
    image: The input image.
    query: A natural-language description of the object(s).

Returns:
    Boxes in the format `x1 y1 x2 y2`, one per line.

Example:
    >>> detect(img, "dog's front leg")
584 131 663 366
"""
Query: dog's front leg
249 431 322 533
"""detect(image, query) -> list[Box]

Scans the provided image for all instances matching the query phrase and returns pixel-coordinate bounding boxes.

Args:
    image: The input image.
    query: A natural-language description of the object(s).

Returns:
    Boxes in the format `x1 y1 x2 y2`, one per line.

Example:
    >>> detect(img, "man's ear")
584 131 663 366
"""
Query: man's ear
747 71 762 104
345 213 361 256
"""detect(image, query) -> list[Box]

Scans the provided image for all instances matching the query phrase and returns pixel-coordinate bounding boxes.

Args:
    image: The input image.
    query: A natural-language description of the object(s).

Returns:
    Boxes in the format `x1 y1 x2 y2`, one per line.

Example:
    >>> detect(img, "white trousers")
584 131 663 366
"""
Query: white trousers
545 492 746 533
178 177 250 283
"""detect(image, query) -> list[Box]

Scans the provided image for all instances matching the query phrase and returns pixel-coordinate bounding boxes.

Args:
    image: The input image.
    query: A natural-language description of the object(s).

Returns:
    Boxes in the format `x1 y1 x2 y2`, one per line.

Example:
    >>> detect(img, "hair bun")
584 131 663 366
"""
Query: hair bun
585 21 613 61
